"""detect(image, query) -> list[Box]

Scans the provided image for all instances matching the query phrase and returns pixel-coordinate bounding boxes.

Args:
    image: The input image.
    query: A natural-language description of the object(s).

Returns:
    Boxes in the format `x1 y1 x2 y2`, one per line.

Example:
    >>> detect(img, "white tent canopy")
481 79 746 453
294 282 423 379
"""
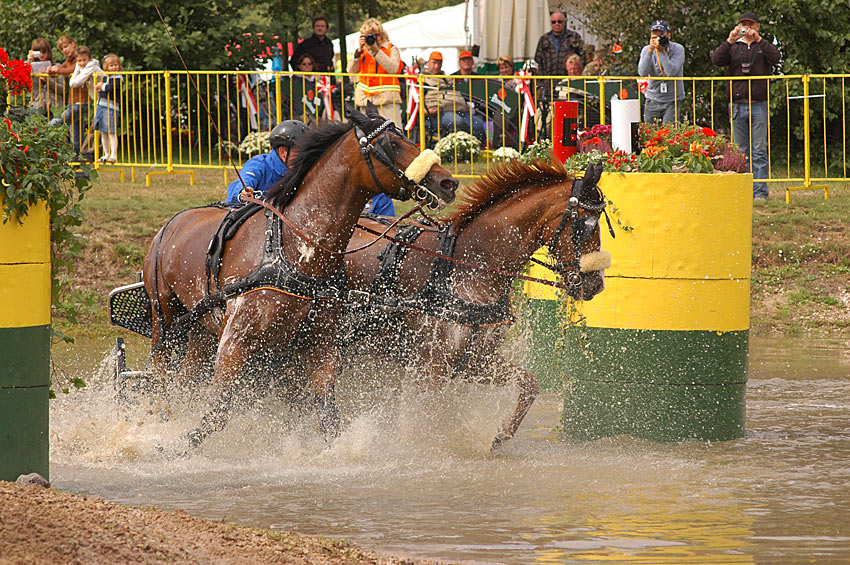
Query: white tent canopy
333 3 475 74
474 0 550 65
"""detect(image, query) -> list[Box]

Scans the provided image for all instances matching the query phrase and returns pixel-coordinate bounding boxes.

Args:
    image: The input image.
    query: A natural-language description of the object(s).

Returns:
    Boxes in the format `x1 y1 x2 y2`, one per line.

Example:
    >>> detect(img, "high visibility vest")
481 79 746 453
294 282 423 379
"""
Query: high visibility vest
356 43 403 96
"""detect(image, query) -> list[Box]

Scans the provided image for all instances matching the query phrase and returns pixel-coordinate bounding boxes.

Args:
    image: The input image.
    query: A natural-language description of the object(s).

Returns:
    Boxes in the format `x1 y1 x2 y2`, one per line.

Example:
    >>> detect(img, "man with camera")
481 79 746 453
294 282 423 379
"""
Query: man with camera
711 11 781 200
637 20 685 124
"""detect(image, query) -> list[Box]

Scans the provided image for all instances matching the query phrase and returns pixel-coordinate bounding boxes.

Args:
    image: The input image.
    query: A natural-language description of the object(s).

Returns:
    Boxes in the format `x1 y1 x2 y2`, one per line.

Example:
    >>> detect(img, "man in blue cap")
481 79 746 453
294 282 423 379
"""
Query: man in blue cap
638 20 685 124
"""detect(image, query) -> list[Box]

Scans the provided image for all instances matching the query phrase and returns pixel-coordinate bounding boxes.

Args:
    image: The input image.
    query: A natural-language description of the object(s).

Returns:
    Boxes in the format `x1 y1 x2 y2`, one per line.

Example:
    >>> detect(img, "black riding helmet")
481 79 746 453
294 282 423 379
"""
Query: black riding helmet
269 120 309 150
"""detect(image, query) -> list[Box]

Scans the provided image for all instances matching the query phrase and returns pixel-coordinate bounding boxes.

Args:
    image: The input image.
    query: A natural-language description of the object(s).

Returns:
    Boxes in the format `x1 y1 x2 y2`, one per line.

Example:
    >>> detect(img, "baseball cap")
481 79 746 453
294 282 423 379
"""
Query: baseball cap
429 51 443 61
459 50 474 60
738 11 759 23
650 20 670 33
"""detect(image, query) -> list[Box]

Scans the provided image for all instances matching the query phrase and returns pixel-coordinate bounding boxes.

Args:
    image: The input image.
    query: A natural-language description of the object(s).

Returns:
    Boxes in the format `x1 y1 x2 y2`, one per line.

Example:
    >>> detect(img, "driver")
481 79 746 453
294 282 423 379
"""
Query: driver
226 120 395 216
226 120 308 204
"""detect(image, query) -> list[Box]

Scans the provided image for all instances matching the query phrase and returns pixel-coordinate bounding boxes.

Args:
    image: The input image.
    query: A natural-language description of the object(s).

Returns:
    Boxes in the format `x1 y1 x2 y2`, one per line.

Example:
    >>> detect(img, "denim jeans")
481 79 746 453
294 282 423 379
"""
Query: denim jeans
50 103 89 155
732 100 769 199
643 98 680 124
414 111 487 145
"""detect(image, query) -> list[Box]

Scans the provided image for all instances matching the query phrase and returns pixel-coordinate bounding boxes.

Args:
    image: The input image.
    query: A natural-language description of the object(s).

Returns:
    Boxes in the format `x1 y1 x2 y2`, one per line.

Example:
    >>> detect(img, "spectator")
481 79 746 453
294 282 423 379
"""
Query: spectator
583 48 607 76
711 10 780 200
347 18 404 127
451 50 478 82
420 51 485 146
46 35 77 124
638 20 685 124
565 53 584 76
50 46 100 159
293 54 320 125
290 16 334 73
534 10 583 79
497 55 518 90
26 37 64 116
93 53 123 164
225 120 308 204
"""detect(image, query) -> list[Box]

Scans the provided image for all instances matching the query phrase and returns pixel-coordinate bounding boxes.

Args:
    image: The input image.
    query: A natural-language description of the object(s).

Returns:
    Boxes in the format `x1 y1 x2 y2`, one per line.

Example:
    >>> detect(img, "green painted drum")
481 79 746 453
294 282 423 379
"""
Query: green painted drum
0 201 51 480
523 173 753 442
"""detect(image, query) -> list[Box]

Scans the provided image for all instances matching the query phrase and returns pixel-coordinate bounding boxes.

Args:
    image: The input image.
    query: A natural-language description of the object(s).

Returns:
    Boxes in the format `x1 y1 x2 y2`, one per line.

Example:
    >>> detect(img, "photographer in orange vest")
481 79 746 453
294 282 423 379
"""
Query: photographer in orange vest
347 18 404 127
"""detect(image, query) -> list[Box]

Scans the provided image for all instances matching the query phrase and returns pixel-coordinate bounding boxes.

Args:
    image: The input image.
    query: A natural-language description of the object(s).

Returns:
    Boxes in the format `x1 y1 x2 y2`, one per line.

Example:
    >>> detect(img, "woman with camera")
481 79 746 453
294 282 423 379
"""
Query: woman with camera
637 20 685 124
347 18 404 127
26 38 65 116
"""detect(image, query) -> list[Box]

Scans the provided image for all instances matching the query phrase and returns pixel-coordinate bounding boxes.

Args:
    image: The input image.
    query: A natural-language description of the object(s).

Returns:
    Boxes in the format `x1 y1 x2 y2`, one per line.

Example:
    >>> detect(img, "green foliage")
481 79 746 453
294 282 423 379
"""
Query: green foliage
518 139 553 163
0 0 267 70
0 113 93 341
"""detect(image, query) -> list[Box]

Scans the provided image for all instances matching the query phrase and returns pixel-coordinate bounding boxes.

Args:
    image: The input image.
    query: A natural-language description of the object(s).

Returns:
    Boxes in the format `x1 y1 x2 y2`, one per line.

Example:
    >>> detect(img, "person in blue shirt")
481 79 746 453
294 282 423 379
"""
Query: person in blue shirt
225 120 395 216
226 120 309 204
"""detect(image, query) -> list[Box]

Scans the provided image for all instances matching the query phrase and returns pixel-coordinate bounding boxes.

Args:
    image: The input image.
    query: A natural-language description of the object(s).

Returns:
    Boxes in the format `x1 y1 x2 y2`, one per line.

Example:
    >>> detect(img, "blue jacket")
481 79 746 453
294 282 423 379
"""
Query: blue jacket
225 150 288 203
363 193 395 216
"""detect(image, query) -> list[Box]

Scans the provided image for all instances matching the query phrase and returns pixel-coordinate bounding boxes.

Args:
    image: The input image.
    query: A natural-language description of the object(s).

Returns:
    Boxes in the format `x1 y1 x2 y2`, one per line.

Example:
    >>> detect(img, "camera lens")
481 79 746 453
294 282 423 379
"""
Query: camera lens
365 34 377 46
658 36 669 47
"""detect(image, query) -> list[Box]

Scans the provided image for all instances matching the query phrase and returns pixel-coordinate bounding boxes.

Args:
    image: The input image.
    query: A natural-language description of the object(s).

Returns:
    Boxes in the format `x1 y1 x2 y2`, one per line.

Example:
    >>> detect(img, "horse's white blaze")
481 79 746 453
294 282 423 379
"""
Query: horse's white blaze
404 149 441 183
579 250 611 272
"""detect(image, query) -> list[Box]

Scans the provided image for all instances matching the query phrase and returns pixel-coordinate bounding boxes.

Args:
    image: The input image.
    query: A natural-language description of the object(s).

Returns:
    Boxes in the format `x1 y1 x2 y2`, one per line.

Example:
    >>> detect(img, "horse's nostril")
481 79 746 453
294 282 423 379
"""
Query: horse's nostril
442 178 458 191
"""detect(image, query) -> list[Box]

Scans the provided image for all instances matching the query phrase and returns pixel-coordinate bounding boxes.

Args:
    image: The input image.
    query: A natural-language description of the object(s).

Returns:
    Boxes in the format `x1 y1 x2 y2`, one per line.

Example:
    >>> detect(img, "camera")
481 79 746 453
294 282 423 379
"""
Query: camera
658 35 669 47
364 33 378 46
738 27 749 35
31 50 41 58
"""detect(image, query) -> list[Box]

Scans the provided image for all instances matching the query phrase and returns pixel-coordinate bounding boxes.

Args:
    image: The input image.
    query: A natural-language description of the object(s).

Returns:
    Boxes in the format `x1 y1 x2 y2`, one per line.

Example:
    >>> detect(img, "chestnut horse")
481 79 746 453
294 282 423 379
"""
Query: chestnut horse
142 107 458 455
342 160 611 448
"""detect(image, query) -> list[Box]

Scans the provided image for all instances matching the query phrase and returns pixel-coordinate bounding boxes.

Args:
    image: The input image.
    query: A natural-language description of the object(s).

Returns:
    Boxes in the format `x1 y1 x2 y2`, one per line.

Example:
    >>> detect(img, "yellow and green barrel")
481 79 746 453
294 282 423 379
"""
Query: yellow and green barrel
0 202 51 480
524 173 752 442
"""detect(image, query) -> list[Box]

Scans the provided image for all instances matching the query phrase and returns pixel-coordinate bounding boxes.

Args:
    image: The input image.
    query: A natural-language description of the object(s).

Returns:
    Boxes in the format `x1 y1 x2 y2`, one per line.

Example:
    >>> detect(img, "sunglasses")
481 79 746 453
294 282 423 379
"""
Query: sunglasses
551 20 565 24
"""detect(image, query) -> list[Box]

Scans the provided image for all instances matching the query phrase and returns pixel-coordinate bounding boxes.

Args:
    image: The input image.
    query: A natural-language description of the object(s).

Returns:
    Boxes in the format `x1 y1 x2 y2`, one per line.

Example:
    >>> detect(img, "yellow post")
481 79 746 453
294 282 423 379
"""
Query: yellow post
164 70 173 173
275 74 282 124
418 74 426 151
598 78 606 126
785 75 828 203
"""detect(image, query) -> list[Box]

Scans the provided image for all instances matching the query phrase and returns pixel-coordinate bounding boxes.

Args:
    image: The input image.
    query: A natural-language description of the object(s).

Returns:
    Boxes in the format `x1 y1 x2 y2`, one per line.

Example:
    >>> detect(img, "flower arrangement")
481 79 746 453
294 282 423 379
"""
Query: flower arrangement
578 124 613 154
0 47 33 97
239 130 270 156
491 146 520 162
434 131 481 163
518 138 553 164
565 122 748 174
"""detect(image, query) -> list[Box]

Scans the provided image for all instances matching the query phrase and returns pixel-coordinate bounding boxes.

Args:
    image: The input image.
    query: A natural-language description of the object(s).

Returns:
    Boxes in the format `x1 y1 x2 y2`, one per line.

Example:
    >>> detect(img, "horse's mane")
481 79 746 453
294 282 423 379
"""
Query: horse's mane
443 158 574 228
266 109 381 208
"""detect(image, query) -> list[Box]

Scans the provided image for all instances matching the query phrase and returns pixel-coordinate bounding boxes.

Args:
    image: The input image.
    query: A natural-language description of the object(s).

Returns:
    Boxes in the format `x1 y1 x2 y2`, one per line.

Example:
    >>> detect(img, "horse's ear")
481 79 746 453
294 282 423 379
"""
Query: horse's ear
583 162 603 190
364 100 384 120
346 104 368 128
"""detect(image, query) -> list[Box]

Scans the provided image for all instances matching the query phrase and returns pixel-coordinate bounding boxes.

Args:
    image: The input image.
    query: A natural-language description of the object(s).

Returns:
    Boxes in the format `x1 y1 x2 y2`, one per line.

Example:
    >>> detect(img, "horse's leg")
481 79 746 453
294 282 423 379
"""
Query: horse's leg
489 358 540 449
176 324 218 386
300 343 342 436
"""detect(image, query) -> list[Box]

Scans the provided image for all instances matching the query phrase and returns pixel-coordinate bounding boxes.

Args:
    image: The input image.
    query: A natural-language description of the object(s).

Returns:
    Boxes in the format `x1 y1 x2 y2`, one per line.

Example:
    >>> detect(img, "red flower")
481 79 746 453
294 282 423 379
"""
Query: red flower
701 127 716 137
683 130 695 137
0 47 9 66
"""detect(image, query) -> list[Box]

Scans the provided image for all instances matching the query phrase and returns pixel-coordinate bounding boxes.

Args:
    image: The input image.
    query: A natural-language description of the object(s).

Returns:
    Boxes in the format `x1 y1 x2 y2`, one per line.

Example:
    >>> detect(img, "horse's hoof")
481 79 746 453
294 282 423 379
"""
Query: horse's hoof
491 432 511 451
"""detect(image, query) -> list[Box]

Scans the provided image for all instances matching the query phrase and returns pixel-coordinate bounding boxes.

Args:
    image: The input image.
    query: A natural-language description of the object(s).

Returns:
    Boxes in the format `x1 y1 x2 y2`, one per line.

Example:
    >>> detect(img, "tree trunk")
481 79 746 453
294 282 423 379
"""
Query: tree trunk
337 0 347 72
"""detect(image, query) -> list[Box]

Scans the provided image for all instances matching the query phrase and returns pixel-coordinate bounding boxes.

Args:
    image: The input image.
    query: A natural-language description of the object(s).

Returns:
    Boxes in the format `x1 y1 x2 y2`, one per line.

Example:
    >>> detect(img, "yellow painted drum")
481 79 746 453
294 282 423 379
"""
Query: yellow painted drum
0 201 51 480
523 173 753 441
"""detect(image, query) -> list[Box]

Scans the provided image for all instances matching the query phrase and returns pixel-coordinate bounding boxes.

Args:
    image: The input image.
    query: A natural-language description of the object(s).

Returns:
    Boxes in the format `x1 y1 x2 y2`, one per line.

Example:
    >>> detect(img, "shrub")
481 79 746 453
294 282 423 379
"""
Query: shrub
434 131 481 162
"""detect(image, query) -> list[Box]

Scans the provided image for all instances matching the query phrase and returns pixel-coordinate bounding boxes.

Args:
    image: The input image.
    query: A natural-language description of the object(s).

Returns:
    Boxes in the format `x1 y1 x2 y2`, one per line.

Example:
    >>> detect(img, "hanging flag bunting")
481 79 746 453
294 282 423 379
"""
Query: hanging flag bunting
237 73 259 130
316 75 337 120
514 69 536 144
404 65 421 131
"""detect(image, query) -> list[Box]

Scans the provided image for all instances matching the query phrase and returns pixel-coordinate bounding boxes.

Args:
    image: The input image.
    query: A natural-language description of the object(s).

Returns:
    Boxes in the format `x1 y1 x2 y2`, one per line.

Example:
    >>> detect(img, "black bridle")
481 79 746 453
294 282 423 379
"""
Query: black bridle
533 171 615 286
354 119 446 209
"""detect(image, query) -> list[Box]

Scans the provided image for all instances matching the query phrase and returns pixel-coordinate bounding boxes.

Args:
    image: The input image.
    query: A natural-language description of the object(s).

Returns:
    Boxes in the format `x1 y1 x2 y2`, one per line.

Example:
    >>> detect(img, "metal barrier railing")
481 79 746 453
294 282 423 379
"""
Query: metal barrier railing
8 70 849 200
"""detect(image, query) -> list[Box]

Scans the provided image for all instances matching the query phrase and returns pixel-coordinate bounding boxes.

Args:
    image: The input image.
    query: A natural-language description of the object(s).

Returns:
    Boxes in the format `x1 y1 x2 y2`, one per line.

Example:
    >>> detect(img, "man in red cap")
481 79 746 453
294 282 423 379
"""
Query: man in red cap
711 10 780 200
451 50 478 79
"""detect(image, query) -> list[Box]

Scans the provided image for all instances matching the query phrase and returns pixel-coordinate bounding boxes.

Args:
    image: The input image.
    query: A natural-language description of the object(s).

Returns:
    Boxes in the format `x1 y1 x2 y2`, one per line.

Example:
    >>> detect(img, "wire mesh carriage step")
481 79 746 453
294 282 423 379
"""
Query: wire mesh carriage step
108 282 153 338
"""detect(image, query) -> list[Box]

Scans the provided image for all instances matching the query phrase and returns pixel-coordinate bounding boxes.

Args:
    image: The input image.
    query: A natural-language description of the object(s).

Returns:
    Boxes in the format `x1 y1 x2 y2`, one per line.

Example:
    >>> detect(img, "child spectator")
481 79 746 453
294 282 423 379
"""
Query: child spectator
27 38 64 115
65 46 101 159
93 53 123 163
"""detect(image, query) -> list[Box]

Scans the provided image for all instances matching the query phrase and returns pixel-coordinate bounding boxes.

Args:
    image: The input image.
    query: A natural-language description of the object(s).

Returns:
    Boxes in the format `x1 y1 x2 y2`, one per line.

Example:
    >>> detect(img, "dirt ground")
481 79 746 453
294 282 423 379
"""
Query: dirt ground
0 482 435 565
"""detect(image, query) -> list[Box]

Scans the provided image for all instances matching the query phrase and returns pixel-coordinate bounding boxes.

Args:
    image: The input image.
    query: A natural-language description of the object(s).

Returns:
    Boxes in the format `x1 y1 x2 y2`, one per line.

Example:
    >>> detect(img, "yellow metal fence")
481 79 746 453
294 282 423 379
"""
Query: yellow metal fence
10 70 850 199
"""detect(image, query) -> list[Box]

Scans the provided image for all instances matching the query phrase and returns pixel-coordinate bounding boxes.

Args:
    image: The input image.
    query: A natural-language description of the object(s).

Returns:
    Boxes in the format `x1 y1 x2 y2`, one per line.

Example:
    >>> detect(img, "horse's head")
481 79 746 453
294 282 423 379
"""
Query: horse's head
348 103 458 209
545 162 612 301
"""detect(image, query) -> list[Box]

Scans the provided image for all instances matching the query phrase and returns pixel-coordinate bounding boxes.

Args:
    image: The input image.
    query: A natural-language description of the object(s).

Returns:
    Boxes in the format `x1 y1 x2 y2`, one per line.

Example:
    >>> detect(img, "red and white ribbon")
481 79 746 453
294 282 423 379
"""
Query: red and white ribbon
237 73 259 130
404 65 420 132
316 75 337 120
514 70 536 144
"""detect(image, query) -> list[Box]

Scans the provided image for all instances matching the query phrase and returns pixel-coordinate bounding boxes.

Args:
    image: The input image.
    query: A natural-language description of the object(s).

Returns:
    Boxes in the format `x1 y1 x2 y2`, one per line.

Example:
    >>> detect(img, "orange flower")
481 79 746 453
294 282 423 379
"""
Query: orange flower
689 141 704 154
643 145 668 157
